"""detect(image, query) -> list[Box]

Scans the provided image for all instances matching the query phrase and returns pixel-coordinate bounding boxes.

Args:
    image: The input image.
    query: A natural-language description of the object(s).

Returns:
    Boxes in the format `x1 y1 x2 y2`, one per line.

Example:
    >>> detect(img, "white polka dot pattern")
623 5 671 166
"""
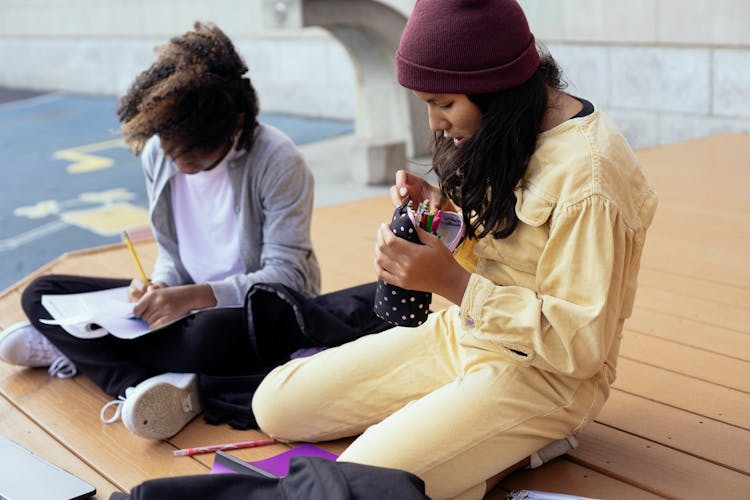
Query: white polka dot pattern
373 200 432 327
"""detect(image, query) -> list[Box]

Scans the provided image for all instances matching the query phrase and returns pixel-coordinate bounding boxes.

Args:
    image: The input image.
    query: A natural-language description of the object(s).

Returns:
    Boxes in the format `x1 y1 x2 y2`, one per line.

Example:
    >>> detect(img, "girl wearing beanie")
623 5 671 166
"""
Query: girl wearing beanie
253 1 658 498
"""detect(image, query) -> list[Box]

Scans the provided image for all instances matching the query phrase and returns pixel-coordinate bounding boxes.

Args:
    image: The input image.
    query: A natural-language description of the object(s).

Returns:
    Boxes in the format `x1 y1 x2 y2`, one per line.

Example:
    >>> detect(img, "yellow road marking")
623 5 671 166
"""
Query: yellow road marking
53 137 127 174
78 188 136 204
14 200 60 219
61 202 149 236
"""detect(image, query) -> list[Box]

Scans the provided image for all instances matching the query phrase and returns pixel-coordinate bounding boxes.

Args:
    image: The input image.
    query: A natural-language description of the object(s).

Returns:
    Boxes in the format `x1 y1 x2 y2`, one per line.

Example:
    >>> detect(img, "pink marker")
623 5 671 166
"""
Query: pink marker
173 437 277 457
431 210 442 234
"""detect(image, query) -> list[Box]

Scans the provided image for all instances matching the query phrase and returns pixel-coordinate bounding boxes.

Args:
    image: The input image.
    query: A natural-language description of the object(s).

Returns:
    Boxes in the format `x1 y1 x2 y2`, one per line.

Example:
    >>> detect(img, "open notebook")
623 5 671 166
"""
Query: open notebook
0 435 96 500
40 286 224 339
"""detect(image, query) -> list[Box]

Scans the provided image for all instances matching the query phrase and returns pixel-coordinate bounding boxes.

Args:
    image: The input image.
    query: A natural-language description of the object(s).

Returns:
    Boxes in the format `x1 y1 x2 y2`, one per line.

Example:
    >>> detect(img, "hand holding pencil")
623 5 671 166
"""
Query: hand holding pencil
122 230 157 302
127 279 165 303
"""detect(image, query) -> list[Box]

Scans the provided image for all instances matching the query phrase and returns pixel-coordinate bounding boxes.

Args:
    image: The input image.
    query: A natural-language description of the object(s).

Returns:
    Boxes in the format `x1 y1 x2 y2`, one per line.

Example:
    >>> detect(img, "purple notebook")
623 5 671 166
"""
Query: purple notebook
211 444 338 478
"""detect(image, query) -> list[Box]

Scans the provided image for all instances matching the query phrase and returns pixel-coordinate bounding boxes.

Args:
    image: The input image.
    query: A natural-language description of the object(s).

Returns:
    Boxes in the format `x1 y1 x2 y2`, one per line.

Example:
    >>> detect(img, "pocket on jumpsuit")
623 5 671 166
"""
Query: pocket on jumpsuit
466 185 556 360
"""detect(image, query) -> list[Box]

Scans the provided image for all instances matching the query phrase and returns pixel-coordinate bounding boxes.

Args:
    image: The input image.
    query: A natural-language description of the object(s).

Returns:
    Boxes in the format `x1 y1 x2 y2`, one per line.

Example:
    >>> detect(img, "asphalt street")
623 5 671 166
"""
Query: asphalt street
0 89 354 291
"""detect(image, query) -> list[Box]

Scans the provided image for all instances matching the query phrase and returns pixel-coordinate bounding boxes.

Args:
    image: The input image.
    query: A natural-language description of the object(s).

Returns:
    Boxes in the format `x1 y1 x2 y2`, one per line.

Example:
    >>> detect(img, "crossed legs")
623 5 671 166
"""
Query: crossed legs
253 308 589 499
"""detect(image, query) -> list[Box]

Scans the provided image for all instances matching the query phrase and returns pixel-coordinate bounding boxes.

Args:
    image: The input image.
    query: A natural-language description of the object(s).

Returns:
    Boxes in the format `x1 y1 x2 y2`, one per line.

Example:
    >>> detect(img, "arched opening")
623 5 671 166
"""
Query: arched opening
264 0 428 185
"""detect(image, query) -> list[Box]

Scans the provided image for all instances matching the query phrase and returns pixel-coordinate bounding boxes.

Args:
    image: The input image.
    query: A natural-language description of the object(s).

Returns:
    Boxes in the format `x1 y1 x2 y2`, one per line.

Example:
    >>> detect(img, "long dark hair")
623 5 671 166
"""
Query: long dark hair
432 51 566 239
117 22 259 156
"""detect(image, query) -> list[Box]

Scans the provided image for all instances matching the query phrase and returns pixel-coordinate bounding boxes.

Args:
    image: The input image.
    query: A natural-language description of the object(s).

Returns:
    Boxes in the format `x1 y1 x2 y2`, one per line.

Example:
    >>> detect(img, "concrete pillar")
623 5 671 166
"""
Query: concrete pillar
263 0 429 185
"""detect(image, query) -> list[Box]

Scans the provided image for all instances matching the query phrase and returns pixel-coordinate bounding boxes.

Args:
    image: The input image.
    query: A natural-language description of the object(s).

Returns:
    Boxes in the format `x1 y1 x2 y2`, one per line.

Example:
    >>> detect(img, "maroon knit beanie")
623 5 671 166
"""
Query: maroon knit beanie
396 0 540 94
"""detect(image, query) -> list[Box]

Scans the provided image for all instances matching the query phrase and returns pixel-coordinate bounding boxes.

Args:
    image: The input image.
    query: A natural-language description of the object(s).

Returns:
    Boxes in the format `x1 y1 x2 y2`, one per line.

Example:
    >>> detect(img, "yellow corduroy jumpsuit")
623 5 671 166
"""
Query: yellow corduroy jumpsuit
252 109 658 499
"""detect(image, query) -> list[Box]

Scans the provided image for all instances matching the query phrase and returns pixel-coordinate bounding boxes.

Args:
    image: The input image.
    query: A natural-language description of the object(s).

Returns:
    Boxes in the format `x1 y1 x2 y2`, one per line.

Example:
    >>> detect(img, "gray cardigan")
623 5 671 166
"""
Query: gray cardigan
141 123 321 307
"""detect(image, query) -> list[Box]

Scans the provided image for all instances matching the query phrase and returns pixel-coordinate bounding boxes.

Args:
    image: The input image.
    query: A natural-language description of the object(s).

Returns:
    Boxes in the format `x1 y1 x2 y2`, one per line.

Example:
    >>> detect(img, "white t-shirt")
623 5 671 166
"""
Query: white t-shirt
170 149 245 284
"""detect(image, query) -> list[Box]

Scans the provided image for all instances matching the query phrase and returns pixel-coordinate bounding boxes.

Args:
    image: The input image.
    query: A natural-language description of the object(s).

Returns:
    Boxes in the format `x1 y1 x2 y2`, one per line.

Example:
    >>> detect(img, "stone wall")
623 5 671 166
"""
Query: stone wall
0 0 748 148
523 0 750 146
0 0 358 120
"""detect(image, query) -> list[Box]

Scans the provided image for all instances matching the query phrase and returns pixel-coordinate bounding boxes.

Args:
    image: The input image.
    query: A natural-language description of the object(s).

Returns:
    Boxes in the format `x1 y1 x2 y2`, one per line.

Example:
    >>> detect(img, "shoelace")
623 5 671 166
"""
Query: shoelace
48 355 77 378
100 395 127 424
21 327 77 378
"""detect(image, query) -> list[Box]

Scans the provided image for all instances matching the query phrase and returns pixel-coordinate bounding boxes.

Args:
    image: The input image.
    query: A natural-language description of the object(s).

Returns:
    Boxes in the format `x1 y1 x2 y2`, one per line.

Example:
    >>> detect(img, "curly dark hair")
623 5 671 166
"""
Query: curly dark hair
432 51 566 240
117 21 259 156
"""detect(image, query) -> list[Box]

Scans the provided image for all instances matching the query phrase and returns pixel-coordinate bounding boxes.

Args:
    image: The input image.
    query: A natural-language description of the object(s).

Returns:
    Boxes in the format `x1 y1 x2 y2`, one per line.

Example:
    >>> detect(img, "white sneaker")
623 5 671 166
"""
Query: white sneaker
100 372 202 440
529 435 579 469
0 321 77 378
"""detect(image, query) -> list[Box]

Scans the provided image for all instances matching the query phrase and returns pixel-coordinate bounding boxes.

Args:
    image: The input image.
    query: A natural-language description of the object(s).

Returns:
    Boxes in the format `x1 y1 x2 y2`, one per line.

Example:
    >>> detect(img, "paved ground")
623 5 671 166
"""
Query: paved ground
0 89 391 291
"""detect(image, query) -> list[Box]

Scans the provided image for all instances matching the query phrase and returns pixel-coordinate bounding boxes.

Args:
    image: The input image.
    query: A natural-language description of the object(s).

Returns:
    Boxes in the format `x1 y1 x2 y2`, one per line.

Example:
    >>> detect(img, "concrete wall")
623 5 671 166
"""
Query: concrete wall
0 0 748 148
0 0 358 120
522 0 750 146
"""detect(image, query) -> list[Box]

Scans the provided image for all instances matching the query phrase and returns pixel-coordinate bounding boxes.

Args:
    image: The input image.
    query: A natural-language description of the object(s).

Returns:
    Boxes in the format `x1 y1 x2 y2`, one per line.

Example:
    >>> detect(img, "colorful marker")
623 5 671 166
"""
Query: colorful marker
431 210 442 234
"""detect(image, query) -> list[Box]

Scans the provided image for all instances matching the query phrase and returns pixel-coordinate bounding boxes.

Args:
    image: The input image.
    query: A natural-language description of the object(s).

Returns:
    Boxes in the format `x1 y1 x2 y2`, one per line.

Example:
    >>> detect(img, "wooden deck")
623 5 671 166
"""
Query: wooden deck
1 134 748 499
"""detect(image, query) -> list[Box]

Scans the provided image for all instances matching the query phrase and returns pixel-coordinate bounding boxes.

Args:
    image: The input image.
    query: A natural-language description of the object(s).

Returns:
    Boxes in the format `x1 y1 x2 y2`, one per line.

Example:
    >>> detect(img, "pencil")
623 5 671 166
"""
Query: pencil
173 437 277 457
121 230 149 283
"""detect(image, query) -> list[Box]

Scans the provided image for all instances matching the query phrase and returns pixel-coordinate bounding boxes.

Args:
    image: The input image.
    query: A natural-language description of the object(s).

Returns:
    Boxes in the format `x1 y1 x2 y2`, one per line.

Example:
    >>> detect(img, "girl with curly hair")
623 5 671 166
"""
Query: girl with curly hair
1 22 320 440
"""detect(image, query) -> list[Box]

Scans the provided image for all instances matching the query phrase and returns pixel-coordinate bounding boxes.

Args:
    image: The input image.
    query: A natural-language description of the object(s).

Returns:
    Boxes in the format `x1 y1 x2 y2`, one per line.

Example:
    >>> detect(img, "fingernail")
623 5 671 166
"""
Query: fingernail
399 187 407 196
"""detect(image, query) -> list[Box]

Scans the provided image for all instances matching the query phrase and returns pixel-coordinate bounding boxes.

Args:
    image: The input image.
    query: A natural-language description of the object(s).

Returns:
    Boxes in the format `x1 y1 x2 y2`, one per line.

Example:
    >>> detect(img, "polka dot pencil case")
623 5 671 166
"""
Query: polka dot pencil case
373 198 464 327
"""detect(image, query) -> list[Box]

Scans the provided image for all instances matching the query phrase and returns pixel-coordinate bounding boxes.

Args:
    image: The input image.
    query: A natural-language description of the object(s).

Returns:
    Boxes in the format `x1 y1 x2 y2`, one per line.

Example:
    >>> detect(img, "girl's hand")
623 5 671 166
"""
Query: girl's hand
374 223 470 305
390 169 442 211
127 279 166 302
133 284 216 328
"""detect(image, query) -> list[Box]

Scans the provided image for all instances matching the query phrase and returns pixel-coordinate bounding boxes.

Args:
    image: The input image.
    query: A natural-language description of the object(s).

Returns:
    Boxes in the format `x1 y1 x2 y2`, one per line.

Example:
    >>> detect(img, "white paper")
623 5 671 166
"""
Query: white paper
41 287 151 339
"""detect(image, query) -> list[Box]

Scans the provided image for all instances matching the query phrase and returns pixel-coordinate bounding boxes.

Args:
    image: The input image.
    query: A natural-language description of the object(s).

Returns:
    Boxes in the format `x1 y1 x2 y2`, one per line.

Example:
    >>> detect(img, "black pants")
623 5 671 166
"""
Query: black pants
23 275 388 428
22 274 255 398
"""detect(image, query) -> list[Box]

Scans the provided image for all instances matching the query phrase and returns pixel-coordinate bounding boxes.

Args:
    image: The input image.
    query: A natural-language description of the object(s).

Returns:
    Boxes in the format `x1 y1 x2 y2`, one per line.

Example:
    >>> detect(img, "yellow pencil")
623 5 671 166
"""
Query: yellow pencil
121 230 149 283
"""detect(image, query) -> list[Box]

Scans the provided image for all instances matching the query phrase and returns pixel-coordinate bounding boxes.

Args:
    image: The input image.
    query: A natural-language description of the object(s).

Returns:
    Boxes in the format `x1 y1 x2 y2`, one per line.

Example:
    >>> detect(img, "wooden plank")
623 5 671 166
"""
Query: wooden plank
53 242 156 280
313 215 380 293
597 390 749 473
0 367 207 492
612 358 749 428
635 135 750 295
496 458 662 500
171 420 293 470
0 393 120 498
625 308 749 361
633 285 749 334
171 421 353 477
619 330 750 392
645 213 750 257
636 267 750 310
571 422 750 500
640 244 749 290
635 134 750 211
643 202 750 247
643 244 748 284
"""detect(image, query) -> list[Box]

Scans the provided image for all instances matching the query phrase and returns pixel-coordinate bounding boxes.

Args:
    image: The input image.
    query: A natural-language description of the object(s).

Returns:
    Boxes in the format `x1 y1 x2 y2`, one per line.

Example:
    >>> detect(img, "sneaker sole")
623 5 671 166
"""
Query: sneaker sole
123 376 202 440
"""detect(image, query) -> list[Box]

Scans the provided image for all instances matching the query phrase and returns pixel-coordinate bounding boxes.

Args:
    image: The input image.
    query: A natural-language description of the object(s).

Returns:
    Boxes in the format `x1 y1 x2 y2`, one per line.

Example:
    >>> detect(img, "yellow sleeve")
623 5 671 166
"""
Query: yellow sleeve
459 195 643 379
